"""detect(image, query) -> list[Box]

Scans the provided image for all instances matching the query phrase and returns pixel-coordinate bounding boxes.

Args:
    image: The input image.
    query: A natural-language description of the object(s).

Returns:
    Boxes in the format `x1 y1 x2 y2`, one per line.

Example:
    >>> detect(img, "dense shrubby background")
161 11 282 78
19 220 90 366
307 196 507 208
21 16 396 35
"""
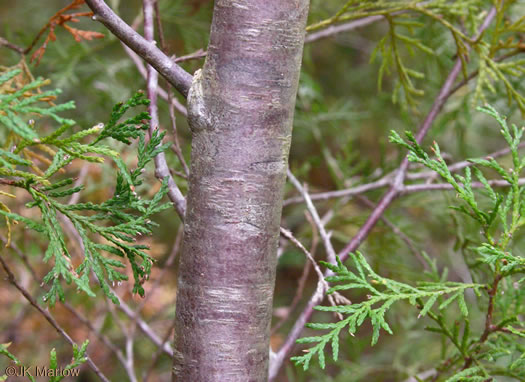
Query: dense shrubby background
0 0 524 381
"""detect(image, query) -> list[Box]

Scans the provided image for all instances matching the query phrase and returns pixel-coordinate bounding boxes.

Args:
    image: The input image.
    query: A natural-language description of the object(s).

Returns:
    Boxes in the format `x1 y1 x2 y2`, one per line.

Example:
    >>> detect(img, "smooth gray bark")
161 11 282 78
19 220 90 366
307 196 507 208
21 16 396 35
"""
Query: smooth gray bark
173 1 309 380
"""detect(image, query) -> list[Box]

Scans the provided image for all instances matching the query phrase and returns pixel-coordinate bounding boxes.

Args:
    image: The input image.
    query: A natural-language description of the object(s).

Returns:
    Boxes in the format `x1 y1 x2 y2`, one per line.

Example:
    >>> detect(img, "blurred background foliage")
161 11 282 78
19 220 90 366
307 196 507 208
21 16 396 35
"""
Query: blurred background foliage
0 0 524 381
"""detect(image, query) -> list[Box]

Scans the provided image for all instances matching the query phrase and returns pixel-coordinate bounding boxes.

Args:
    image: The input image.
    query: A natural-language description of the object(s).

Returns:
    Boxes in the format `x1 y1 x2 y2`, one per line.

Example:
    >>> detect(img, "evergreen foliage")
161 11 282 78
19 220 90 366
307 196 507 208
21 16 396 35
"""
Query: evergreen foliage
308 0 525 111
3 1 525 380
293 107 525 380
0 65 171 306
291 253 482 370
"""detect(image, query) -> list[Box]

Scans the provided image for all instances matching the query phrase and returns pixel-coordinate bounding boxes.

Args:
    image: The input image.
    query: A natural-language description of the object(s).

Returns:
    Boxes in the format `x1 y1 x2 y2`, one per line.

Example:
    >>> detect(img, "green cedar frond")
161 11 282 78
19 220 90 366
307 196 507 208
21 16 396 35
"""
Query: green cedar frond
309 1 525 112
474 52 525 114
93 91 151 145
0 68 172 305
476 243 525 274
390 106 525 246
444 367 484 382
296 107 525 376
0 341 22 367
370 14 431 107
386 106 525 379
291 253 482 370
0 68 75 138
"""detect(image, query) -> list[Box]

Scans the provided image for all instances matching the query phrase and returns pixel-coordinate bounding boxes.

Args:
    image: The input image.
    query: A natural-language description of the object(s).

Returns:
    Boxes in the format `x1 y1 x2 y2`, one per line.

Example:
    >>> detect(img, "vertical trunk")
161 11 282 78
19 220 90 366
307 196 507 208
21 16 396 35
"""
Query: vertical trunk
173 1 309 380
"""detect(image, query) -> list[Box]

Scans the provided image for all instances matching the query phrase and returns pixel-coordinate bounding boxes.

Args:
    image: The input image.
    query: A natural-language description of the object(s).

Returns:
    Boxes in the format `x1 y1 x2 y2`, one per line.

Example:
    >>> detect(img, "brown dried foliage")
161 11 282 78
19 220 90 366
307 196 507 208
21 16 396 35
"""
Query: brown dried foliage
0 60 56 106
27 0 104 65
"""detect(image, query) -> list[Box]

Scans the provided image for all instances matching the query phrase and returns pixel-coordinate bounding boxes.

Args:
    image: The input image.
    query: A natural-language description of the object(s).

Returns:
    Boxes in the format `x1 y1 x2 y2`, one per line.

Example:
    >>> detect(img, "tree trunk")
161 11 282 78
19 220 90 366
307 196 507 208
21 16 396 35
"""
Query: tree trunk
173 1 309 380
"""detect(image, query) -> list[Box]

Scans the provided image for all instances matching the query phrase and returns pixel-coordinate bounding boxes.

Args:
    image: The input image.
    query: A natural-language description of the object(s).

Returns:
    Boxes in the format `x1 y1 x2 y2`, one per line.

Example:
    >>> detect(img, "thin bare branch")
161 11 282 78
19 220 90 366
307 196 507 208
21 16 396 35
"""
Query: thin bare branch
284 141 525 205
0 252 110 382
121 43 188 116
0 36 25 54
166 91 190 175
356 195 428 270
142 0 186 219
173 48 207 63
335 58 468 258
284 176 391 206
269 278 324 379
120 9 188 116
124 330 137 382
69 165 89 205
270 254 312 336
279 227 328 291
153 3 190 176
114 292 173 356
135 224 183 314
142 320 176 382
305 15 386 44
287 169 337 265
63 302 138 381
0 235 138 381
0 234 38 281
84 0 193 97
269 8 498 379
404 369 438 382
271 212 317 335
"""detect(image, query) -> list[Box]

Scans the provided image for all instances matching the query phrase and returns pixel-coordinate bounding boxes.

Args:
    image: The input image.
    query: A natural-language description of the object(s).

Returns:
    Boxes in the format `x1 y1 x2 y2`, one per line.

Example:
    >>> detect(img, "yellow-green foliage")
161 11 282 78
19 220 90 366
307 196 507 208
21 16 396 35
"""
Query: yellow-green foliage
309 0 525 111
